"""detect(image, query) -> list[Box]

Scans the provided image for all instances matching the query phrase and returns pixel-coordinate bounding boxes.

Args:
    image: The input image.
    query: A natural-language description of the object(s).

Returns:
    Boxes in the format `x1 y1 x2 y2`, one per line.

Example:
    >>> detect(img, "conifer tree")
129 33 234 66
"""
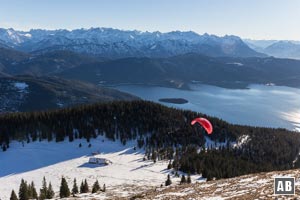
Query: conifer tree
180 175 186 184
83 179 89 193
59 177 70 198
80 181 84 193
27 183 32 199
39 177 47 200
30 181 38 199
187 173 192 184
18 179 28 200
69 132 74 142
46 182 55 199
92 180 100 193
151 149 157 163
72 178 79 196
47 132 52 142
165 174 172 186
167 161 172 169
102 184 106 192
10 190 18 200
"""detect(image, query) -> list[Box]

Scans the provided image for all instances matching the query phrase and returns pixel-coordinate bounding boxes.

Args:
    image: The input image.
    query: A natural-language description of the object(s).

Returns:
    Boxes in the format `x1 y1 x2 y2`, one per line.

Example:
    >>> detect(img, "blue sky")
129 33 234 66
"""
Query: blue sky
0 0 299 40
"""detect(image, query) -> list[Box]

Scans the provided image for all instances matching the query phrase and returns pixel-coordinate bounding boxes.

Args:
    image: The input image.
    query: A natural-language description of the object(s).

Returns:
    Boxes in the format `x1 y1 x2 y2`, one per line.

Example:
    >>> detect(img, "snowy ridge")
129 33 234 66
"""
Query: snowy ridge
0 27 263 58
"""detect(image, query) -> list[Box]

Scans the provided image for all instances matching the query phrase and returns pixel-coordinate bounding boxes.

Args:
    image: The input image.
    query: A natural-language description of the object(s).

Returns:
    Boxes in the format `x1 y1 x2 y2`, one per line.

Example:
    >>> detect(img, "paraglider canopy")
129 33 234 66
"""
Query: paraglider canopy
191 117 213 134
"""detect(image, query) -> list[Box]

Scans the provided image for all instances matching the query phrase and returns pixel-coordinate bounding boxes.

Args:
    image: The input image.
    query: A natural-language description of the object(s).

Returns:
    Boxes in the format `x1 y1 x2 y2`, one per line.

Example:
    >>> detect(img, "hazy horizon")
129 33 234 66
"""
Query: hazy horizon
0 0 299 41
1 26 299 42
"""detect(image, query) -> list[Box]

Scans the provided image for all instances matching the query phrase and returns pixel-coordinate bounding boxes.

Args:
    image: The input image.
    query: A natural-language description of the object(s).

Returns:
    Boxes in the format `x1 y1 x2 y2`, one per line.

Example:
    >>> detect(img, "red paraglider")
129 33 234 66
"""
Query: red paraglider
191 118 213 134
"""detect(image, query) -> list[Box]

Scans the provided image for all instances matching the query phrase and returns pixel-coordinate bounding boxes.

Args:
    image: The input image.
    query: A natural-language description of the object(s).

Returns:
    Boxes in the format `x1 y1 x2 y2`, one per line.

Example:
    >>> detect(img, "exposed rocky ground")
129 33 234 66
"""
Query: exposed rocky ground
121 169 300 200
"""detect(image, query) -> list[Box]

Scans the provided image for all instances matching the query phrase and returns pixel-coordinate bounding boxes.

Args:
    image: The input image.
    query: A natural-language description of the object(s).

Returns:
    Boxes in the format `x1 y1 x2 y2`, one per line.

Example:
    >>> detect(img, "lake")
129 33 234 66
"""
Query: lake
115 84 300 132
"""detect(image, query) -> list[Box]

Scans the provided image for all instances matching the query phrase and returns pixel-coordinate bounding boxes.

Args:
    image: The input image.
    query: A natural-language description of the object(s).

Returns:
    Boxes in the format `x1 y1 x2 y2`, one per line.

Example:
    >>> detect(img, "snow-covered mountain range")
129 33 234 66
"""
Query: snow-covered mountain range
245 39 300 60
0 28 265 58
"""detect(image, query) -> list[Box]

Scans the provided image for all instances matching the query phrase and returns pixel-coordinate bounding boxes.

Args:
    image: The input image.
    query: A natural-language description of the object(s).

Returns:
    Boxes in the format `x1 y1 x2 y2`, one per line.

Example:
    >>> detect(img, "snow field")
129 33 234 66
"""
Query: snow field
0 136 201 199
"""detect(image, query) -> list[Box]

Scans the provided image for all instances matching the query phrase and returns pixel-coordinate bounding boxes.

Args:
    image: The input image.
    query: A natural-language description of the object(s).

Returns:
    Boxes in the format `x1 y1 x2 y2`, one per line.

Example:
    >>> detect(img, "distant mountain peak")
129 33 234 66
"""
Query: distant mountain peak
243 39 300 59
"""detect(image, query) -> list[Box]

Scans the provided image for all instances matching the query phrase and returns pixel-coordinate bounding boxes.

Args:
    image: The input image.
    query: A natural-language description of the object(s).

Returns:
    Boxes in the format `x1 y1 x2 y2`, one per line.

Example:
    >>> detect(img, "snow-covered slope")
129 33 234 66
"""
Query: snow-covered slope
0 136 201 199
2 135 300 199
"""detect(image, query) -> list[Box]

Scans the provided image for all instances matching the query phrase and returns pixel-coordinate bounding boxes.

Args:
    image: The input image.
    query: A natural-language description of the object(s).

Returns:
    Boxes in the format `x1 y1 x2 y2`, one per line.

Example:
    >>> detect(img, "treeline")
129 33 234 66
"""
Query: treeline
9 176 105 200
1 100 300 180
0 101 233 147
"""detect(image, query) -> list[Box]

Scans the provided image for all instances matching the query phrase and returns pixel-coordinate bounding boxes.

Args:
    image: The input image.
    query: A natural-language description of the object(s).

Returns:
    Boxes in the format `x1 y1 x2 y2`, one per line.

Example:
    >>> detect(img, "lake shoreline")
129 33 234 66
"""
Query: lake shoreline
115 84 300 131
